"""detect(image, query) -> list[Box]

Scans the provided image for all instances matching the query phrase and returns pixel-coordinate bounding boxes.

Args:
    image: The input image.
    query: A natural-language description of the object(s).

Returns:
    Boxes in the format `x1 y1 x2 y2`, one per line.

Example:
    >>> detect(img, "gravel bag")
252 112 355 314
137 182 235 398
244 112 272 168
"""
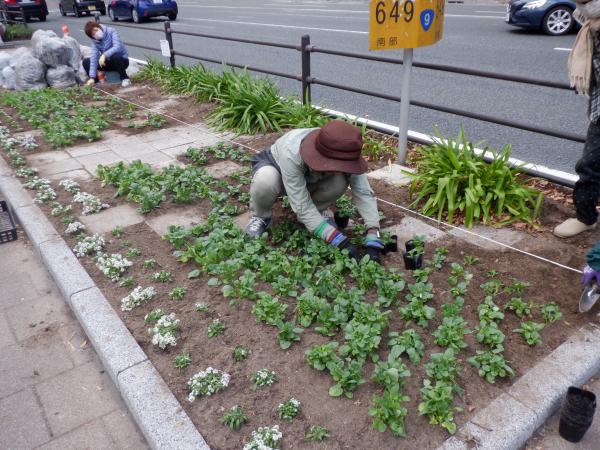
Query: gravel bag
0 53 11 72
2 66 17 90
13 50 47 90
63 35 82 70
46 65 77 89
32 30 70 67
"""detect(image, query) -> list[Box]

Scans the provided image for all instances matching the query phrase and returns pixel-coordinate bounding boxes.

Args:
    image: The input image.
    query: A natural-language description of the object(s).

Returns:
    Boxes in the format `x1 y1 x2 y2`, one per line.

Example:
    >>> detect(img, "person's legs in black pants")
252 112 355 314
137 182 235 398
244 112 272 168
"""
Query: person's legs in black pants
82 57 93 80
574 120 600 225
103 57 130 80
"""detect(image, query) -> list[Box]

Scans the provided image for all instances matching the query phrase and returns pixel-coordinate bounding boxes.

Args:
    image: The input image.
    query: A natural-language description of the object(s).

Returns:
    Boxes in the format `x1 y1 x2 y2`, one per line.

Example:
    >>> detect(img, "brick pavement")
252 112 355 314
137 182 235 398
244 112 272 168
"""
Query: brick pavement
0 233 148 450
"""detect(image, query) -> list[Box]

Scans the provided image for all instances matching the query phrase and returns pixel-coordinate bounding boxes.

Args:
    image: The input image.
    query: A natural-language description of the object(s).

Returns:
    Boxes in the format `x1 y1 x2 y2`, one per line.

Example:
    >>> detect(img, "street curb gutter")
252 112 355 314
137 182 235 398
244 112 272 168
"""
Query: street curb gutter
437 324 600 450
0 158 209 450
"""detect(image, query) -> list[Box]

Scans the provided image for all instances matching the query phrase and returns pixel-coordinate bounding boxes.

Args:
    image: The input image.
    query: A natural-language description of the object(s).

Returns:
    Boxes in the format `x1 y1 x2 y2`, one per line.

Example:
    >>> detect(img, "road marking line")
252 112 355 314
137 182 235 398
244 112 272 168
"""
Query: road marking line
180 17 369 34
444 14 504 19
180 4 367 13
475 10 507 13
554 47 571 52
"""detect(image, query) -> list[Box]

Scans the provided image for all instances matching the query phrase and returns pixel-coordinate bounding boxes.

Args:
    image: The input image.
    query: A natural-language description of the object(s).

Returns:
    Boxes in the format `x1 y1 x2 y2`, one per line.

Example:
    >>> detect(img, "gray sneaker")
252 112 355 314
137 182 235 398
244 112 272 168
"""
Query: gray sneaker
244 216 271 238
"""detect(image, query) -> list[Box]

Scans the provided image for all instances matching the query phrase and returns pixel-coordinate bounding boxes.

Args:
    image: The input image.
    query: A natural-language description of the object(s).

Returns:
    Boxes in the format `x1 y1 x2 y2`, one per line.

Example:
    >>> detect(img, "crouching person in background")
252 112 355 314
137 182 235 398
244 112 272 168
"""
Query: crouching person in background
82 21 131 88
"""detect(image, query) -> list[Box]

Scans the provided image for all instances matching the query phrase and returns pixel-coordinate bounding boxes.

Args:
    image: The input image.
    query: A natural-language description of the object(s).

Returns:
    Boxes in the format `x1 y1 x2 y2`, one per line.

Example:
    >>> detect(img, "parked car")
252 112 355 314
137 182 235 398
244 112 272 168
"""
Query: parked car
108 0 177 23
506 0 577 36
0 0 47 22
59 0 106 17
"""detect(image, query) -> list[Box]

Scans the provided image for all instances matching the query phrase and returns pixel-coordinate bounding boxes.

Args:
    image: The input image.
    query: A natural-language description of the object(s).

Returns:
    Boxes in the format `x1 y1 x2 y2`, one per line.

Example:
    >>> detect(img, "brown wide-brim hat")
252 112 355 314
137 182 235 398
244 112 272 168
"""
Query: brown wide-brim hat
300 120 368 174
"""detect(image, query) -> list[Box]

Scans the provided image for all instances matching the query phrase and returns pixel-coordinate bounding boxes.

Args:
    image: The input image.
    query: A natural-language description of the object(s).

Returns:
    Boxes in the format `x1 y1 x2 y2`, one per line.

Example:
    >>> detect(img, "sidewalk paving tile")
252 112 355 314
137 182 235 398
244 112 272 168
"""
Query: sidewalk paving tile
5 294 72 342
36 420 115 450
57 322 96 367
145 208 206 237
448 224 526 251
161 143 192 158
368 163 413 186
36 360 124 436
0 388 51 449
108 137 156 159
76 150 123 173
147 135 198 151
65 143 112 158
204 160 243 179
0 312 16 349
128 151 173 167
0 338 74 399
78 204 145 235
36 158 85 178
383 216 446 244
27 151 71 168
47 169 92 182
102 409 149 450
0 270 45 309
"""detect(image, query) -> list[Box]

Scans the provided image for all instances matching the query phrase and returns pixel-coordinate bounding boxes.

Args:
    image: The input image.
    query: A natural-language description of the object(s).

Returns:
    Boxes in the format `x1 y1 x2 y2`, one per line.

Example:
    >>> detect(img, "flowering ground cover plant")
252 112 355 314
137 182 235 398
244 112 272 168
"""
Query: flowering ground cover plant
121 286 157 311
187 367 231 401
149 312 180 350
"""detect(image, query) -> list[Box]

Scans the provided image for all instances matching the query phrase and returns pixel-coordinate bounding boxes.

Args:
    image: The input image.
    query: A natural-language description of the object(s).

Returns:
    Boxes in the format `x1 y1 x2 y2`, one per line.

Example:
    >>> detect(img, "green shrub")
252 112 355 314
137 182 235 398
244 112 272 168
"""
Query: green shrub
137 59 327 134
407 129 542 227
5 24 33 41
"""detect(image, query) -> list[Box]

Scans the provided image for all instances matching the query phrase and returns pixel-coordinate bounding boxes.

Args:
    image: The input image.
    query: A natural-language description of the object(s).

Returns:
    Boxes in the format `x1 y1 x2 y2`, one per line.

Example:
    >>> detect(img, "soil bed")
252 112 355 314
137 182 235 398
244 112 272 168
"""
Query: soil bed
2 86 599 450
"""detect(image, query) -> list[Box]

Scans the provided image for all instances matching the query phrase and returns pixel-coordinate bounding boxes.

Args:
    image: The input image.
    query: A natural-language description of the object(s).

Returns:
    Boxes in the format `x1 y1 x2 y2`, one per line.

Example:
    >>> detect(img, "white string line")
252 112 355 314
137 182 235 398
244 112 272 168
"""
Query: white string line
93 87 583 275
377 197 583 274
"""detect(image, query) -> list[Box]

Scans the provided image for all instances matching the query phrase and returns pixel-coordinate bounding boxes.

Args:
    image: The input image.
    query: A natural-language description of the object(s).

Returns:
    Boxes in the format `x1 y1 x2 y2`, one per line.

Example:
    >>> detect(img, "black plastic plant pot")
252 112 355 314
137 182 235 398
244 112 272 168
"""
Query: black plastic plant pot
403 252 422 270
334 212 350 229
559 387 597 443
405 239 417 252
385 235 398 252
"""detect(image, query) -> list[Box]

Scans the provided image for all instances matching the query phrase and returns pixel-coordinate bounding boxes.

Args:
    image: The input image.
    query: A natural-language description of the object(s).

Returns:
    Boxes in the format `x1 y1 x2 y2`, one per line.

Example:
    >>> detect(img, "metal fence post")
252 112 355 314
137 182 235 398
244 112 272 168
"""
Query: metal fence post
300 34 311 105
164 20 176 67
94 11 100 23
397 48 413 164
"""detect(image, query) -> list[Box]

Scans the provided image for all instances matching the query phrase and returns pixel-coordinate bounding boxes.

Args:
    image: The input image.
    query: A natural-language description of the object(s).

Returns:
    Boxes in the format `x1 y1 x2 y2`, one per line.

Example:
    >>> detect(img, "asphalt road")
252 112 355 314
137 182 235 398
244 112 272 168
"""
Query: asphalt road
31 0 585 173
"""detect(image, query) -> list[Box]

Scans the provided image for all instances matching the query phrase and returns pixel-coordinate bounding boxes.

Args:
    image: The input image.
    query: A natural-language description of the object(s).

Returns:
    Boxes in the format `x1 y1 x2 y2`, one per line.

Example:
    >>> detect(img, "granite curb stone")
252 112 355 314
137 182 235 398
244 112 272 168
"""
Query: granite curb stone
70 286 148 386
0 157 209 450
118 360 209 450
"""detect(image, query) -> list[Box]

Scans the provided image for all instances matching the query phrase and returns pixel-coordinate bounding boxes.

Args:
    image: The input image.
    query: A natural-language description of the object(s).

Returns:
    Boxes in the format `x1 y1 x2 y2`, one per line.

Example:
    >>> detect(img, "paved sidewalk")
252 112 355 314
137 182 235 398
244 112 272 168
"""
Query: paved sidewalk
0 231 148 450
526 376 600 450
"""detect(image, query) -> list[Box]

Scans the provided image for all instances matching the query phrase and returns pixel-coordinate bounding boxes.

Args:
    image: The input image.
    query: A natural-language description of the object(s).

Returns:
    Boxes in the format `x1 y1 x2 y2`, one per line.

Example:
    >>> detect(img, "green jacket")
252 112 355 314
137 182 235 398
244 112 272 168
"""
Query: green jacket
270 128 380 232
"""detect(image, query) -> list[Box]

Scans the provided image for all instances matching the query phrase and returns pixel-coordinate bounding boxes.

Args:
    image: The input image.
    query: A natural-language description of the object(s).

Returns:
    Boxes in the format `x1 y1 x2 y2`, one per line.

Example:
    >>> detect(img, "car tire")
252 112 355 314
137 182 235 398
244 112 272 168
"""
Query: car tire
38 13 46 21
73 5 81 17
108 7 117 21
132 8 141 23
542 6 574 36
168 12 177 20
59 4 66 16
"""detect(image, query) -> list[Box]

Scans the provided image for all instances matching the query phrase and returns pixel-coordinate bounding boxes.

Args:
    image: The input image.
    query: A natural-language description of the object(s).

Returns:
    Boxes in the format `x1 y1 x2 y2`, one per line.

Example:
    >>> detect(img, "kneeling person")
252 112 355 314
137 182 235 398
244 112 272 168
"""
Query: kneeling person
83 21 131 88
245 120 385 263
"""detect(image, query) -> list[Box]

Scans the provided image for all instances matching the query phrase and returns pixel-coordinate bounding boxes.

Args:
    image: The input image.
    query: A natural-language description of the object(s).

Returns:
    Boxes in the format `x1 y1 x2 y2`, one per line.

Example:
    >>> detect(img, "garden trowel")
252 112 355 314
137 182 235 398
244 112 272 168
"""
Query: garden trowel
579 281 600 313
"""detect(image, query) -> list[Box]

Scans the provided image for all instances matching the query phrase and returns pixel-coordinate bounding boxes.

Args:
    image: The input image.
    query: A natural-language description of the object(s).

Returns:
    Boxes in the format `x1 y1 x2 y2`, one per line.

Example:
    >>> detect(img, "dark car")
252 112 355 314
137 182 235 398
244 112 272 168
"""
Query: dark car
1 0 47 22
59 0 106 17
108 0 177 23
506 0 577 36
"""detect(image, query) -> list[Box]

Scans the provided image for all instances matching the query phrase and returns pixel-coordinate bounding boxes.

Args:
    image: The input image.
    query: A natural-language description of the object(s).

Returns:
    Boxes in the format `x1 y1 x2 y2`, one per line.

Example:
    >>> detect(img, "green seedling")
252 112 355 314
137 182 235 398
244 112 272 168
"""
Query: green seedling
221 406 247 431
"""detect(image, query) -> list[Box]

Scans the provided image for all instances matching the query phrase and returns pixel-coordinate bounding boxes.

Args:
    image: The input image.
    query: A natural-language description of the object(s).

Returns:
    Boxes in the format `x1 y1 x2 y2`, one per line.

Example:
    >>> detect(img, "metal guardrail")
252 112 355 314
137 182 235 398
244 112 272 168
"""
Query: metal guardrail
96 16 585 145
1 7 27 26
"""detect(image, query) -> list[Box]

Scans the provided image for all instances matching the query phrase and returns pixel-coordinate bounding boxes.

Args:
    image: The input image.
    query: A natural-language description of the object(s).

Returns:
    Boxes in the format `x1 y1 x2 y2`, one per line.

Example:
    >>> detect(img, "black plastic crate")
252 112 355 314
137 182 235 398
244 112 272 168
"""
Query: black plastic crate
0 200 17 244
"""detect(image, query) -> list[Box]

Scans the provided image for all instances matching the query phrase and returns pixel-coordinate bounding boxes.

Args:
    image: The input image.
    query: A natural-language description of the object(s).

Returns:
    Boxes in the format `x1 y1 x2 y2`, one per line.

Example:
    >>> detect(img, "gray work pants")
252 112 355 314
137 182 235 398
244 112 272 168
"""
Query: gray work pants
249 165 348 218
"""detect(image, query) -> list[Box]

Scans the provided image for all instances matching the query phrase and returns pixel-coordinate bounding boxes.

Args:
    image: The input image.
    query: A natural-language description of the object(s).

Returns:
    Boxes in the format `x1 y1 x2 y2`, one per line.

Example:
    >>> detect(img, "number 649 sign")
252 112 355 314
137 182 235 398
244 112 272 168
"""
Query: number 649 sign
369 0 445 50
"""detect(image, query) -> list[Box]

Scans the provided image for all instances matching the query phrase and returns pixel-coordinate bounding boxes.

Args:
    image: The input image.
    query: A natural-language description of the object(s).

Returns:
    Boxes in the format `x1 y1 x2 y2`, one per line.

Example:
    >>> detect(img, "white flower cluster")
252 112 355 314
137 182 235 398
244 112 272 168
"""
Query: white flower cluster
0 126 18 150
149 312 180 349
243 425 283 450
51 204 72 217
187 367 231 402
65 221 86 235
121 286 157 311
252 368 277 388
59 178 81 194
278 398 300 421
73 191 109 215
24 176 51 190
18 134 38 151
95 253 132 281
15 167 38 178
72 234 105 257
34 186 58 204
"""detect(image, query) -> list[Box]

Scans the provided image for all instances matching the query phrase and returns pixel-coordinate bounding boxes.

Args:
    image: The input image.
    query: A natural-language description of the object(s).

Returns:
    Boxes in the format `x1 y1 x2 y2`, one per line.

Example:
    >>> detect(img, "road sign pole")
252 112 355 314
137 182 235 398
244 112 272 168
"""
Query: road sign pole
398 47 413 164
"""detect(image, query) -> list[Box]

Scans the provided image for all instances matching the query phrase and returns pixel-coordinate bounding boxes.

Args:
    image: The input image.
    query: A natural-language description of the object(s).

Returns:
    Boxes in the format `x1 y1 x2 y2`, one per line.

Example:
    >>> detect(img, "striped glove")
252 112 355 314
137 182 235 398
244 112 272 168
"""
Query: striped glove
315 221 360 260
